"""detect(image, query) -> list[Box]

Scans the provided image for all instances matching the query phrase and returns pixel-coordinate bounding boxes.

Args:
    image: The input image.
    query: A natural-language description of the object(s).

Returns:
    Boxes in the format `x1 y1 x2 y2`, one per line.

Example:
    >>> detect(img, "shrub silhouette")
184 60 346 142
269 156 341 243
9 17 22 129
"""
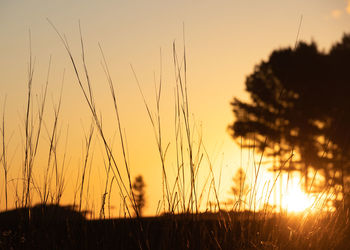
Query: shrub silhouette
0 203 86 225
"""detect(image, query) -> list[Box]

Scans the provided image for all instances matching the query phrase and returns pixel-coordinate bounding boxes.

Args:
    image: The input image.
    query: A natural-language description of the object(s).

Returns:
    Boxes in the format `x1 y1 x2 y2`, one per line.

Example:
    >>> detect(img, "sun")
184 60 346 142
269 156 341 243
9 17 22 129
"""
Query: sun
281 180 315 213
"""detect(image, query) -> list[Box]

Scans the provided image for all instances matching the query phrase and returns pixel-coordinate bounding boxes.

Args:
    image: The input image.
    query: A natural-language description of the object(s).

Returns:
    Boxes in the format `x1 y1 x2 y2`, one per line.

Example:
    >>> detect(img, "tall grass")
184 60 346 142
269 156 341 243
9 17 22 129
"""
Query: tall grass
48 21 139 218
21 35 51 208
1 98 10 210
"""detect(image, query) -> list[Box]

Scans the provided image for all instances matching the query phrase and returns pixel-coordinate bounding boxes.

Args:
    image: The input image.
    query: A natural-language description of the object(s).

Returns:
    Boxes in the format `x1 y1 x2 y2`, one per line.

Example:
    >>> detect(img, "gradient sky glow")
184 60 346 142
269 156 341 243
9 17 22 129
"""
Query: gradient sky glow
0 0 350 216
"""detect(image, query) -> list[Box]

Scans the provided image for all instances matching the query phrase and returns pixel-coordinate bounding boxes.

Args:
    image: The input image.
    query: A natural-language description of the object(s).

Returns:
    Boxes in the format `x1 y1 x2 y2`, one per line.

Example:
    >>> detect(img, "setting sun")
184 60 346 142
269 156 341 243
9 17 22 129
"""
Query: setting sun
281 181 315 213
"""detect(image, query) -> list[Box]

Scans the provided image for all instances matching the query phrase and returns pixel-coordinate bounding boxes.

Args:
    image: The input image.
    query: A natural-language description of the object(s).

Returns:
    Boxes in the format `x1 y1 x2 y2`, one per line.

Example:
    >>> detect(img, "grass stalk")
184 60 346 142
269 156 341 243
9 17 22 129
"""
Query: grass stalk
1 98 9 210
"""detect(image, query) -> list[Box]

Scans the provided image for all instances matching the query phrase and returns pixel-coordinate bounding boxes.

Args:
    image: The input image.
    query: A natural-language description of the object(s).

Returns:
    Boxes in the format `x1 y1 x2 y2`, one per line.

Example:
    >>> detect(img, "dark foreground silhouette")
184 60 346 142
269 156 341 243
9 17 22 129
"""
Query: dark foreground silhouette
0 204 349 249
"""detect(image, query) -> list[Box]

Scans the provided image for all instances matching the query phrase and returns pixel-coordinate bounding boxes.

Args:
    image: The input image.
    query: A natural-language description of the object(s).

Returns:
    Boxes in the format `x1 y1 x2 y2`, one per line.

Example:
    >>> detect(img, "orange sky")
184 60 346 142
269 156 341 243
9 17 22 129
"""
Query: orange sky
0 0 349 216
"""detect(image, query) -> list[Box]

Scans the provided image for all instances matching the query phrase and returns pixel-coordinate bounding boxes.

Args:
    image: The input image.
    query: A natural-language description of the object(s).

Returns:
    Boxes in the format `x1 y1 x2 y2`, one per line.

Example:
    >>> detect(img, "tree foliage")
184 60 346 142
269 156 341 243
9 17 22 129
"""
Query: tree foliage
229 34 350 203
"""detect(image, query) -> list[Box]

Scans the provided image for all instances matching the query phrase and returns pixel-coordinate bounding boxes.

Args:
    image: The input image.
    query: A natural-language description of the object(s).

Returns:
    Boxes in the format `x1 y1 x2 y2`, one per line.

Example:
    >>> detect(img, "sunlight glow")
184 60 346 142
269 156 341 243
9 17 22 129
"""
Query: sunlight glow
281 181 315 213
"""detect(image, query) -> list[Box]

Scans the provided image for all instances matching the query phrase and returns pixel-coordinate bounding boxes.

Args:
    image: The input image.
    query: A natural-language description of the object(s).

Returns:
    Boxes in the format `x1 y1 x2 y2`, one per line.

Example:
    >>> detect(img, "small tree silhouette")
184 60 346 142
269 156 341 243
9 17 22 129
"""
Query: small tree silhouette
132 175 146 217
230 168 249 210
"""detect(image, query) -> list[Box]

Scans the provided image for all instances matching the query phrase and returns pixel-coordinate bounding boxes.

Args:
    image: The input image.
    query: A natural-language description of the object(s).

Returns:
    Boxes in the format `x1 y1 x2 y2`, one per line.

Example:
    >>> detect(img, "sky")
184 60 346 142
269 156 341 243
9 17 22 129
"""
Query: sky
0 0 349 216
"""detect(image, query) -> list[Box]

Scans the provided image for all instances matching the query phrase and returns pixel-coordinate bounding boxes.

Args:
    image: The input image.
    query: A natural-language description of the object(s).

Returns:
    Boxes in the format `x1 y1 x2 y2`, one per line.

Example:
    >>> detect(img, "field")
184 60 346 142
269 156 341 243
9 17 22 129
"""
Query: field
0 205 349 249
1 14 350 250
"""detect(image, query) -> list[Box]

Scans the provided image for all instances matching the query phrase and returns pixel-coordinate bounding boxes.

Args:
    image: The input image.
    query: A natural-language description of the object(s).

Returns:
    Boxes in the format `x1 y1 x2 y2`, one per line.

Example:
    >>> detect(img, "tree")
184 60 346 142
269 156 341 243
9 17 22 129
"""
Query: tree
132 175 146 217
229 41 324 188
230 168 249 210
229 34 350 207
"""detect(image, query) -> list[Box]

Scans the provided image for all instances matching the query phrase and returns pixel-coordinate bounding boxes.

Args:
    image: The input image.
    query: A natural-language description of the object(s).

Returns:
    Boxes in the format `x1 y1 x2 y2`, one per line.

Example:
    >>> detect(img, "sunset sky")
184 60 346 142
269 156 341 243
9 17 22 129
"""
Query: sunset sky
0 0 350 216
